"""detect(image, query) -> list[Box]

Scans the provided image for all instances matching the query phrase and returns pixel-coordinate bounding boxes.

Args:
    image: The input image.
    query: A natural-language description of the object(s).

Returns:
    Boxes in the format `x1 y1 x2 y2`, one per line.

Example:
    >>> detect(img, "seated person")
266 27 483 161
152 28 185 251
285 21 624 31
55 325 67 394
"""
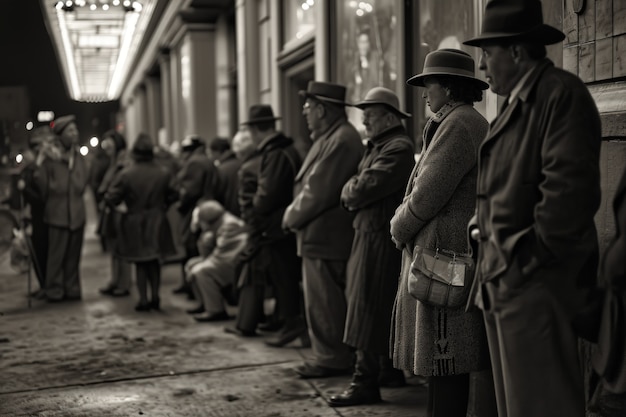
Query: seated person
185 200 248 322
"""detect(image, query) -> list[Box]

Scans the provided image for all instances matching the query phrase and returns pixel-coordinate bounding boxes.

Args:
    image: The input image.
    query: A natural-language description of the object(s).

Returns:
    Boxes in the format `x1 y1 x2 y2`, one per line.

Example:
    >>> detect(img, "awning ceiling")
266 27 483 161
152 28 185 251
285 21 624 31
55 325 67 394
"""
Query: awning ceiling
41 0 157 102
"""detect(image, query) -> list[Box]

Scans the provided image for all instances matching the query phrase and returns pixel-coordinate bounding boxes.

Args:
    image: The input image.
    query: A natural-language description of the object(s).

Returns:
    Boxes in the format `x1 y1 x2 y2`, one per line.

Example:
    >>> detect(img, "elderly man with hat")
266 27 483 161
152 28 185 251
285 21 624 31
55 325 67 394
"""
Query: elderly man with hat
225 105 304 341
283 81 364 378
326 87 415 406
173 134 219 297
463 1 602 416
33 115 89 302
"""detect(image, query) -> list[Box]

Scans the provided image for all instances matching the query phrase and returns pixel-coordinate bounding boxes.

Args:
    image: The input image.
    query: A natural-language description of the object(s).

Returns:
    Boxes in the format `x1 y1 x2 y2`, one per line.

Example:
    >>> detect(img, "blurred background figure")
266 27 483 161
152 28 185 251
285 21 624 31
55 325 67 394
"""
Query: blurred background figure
34 115 89 302
96 130 133 298
104 133 178 311
16 126 56 298
174 134 219 298
210 136 241 217
185 200 248 322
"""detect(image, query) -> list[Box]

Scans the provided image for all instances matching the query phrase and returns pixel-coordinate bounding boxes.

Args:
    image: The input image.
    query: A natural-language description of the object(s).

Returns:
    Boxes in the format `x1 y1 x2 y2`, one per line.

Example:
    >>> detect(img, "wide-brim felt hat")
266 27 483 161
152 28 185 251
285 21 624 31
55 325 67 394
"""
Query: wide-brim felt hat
464 0 565 47
181 134 204 150
407 49 489 90
241 104 281 125
299 81 348 106
131 133 154 159
52 115 76 135
353 87 411 118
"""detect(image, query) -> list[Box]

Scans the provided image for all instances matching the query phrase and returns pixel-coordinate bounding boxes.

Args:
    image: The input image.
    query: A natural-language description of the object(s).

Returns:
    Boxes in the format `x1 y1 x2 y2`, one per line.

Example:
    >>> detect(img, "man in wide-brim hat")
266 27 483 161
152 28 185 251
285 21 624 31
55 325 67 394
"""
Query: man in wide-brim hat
283 81 364 379
463 1 602 416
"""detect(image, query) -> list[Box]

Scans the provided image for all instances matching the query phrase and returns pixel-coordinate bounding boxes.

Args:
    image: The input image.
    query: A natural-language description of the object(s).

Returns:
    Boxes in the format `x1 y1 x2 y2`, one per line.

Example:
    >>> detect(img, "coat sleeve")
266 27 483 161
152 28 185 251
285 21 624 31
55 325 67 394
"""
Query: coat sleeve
178 158 207 212
283 133 363 230
253 150 295 215
390 119 478 246
514 81 601 275
103 170 127 207
341 139 414 210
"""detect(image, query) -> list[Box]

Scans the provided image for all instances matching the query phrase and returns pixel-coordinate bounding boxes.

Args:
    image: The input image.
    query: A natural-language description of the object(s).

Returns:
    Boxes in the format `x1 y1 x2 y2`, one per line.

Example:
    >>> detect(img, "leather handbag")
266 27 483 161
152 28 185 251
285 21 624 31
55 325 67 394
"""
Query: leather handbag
408 246 474 308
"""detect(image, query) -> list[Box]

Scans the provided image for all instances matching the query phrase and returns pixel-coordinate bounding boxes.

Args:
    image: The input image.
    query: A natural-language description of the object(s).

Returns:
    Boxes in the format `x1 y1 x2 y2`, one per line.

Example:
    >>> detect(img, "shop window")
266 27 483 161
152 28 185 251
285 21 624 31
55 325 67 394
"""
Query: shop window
283 0 316 49
334 0 403 136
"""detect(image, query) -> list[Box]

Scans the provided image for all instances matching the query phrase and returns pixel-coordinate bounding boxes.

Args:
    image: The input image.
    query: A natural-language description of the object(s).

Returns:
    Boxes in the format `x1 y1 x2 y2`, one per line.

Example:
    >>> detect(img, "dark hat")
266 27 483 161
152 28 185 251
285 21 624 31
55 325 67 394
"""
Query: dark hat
131 133 154 160
209 137 230 152
240 104 281 125
299 81 348 106
52 115 76 135
196 200 225 224
353 87 411 118
463 0 565 47
406 49 489 90
103 130 127 151
181 134 204 151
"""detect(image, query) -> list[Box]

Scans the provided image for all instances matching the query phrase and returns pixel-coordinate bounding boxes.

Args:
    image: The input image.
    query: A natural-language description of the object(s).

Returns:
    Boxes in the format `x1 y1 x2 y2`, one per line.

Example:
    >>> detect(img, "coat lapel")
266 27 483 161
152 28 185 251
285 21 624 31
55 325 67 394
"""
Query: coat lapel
294 119 343 182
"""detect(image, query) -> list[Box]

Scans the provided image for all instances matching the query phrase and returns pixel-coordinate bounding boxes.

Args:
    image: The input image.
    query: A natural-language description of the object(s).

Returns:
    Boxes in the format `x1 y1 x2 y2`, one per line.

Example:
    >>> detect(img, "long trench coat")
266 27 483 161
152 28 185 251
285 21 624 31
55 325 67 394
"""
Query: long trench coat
389 102 490 376
104 158 178 262
340 124 415 354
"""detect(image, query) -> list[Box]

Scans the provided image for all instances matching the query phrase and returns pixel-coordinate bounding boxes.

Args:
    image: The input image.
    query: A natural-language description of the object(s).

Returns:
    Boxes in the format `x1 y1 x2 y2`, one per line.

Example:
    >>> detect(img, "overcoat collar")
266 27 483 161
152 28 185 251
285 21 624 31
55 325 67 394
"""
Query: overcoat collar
485 58 553 143
295 117 345 182
367 124 407 149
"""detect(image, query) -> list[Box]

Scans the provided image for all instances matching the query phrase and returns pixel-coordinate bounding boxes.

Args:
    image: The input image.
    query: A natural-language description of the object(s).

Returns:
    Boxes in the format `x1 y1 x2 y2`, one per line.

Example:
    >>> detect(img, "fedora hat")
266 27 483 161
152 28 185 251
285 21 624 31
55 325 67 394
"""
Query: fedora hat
353 87 411 118
299 81 348 105
181 134 205 151
407 49 489 90
241 104 281 125
464 0 565 47
52 114 76 135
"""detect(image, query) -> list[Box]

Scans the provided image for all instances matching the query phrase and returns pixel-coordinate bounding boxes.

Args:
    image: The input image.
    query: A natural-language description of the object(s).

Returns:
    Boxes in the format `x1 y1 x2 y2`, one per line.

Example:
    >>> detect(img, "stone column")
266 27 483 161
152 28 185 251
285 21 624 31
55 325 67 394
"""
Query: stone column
159 48 174 145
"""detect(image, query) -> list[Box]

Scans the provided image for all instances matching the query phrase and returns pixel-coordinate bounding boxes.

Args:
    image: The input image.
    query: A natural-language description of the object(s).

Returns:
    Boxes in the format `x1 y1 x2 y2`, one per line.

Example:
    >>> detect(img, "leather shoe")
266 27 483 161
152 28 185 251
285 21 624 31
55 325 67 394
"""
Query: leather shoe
186 305 205 315
328 383 382 407
135 303 151 312
378 369 406 388
111 289 130 297
293 362 352 379
264 317 307 347
99 286 115 295
193 311 231 322
224 325 257 337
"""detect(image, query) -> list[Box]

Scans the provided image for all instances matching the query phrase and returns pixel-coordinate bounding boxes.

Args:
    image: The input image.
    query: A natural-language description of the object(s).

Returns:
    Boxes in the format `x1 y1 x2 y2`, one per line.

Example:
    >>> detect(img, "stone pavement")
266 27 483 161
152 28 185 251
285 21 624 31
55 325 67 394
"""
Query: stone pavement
0 197 428 417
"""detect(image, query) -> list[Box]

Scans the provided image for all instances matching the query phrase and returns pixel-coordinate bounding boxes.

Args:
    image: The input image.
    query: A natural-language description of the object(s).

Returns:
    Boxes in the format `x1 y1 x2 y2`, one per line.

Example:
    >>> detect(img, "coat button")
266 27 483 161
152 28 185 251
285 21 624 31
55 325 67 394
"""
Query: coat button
470 228 481 241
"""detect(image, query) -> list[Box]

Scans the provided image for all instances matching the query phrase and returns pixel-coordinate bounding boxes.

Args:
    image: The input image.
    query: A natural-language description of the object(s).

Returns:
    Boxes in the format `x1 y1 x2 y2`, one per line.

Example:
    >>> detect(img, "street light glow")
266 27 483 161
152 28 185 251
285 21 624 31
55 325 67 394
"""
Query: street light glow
16 154 23 164
90 136 99 147
80 146 89 156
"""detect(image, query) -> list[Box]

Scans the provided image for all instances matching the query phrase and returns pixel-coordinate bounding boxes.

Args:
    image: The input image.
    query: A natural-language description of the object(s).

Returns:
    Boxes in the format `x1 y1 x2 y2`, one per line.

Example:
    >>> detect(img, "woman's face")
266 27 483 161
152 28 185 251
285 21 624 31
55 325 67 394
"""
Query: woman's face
422 78 448 113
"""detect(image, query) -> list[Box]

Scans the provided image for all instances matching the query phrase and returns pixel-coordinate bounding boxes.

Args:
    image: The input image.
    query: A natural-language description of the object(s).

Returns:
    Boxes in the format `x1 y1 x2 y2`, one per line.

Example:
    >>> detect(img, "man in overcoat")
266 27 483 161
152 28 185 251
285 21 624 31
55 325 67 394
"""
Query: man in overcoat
329 87 414 406
34 115 88 302
283 81 364 378
174 135 219 295
227 105 304 342
463 1 602 416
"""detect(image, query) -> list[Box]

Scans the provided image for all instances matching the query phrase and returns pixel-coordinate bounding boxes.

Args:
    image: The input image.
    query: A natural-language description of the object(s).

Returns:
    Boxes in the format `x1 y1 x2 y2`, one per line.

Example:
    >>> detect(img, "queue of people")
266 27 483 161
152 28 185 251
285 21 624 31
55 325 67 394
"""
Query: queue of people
15 0 625 416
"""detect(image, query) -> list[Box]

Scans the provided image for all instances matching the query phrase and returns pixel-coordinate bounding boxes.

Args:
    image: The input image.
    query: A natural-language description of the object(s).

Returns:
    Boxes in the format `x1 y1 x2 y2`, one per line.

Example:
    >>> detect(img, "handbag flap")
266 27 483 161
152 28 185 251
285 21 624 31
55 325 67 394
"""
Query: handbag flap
413 249 471 287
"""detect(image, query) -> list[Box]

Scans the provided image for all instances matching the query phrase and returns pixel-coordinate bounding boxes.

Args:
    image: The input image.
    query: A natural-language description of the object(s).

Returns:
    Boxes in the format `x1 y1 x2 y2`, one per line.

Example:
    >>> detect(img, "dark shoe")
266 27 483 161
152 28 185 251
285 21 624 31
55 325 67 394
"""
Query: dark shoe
264 317 307 347
186 305 205 315
111 289 130 297
99 286 115 295
31 289 47 300
135 303 151 312
193 311 230 322
378 369 406 388
224 325 257 337
257 319 284 333
293 362 352 379
172 284 190 295
64 294 82 301
328 383 382 407
150 298 160 311
46 296 65 303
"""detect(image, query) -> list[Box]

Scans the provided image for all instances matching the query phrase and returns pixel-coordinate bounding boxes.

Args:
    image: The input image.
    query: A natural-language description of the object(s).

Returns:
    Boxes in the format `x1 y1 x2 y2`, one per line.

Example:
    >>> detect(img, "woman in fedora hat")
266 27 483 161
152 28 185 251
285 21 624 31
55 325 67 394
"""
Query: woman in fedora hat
389 49 492 417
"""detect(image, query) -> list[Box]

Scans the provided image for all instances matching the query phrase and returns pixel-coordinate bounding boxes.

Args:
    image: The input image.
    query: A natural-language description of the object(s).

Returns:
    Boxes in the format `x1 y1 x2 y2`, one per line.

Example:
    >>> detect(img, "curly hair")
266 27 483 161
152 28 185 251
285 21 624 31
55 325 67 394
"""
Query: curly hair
436 76 484 104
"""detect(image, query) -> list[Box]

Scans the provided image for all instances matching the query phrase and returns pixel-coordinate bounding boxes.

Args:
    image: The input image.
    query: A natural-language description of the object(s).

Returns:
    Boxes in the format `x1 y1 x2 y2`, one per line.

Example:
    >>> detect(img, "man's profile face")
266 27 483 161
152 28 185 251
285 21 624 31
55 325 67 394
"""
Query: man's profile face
302 99 322 133
478 44 519 96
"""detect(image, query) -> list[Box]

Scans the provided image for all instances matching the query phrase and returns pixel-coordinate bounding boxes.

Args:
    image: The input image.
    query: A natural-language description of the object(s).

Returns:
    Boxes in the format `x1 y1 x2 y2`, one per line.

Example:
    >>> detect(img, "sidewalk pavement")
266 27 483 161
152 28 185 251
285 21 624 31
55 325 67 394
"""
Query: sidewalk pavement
0 197 428 416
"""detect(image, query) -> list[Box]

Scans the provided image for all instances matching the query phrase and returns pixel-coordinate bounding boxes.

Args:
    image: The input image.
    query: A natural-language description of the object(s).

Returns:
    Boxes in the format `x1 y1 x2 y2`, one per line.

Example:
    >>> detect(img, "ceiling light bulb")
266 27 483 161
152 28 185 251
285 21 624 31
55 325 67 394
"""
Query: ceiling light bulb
132 1 142 12
113 0 120 5
55 1 64 9
90 3 97 10
65 0 73 7
102 4 109 10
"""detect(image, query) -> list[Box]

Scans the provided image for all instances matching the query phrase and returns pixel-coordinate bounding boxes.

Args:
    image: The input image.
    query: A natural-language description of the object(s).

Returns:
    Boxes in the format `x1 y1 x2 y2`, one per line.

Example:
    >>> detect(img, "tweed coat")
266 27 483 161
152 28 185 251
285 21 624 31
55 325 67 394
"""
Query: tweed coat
34 147 88 231
283 117 364 260
389 102 490 376
340 124 415 354
472 59 601 320
104 158 178 262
